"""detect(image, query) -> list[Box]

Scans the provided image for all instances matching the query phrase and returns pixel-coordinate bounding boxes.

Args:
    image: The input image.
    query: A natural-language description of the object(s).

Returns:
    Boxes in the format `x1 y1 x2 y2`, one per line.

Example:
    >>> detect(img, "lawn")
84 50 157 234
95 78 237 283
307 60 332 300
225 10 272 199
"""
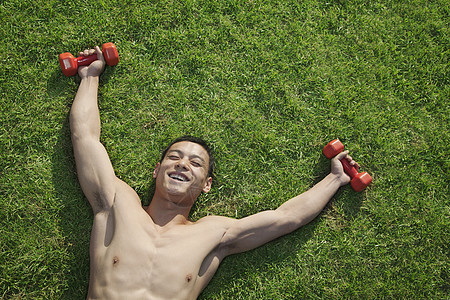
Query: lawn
0 0 448 299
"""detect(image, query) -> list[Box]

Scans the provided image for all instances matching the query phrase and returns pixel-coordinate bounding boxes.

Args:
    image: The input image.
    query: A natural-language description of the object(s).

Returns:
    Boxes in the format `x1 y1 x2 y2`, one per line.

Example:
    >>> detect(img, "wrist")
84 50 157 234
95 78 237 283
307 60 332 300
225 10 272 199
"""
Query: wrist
77 76 100 97
80 75 100 81
80 76 100 87
326 173 347 188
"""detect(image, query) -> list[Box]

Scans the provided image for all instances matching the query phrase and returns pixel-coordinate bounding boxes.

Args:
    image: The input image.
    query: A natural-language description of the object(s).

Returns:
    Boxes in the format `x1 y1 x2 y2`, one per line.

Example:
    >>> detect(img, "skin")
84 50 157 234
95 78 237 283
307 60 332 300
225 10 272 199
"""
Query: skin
70 47 360 300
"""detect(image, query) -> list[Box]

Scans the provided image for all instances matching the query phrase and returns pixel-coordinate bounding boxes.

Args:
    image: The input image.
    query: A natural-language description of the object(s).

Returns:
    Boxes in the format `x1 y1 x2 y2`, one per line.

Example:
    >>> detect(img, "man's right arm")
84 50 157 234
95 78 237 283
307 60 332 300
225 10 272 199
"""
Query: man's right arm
69 48 117 214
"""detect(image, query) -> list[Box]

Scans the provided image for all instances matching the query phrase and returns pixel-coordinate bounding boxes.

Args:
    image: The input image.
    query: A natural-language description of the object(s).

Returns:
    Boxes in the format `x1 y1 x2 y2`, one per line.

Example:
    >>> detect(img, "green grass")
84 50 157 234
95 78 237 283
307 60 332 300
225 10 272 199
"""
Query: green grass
1 0 448 298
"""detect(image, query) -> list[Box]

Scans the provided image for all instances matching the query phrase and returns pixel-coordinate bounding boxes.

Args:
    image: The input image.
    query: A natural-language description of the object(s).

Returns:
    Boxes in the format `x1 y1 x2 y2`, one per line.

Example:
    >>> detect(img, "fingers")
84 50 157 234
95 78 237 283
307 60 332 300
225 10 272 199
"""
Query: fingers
334 150 360 169
79 49 94 56
334 150 349 161
94 46 105 62
79 47 100 57
345 154 360 169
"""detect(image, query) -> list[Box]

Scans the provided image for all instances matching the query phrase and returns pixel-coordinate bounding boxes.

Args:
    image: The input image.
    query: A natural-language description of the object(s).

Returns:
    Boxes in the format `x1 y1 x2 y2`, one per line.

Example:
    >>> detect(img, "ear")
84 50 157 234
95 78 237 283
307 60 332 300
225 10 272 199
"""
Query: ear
202 177 212 193
153 163 161 179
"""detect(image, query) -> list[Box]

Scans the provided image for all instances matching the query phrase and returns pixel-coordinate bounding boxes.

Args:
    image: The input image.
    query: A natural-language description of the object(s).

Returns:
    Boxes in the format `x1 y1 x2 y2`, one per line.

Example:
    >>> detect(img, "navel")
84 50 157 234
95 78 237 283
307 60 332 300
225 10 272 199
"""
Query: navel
186 274 192 283
113 256 119 266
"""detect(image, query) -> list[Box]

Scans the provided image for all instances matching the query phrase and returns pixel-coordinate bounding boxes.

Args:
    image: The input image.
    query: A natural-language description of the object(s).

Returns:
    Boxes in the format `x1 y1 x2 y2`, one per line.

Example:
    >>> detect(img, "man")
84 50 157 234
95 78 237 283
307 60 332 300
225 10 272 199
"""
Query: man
70 47 359 299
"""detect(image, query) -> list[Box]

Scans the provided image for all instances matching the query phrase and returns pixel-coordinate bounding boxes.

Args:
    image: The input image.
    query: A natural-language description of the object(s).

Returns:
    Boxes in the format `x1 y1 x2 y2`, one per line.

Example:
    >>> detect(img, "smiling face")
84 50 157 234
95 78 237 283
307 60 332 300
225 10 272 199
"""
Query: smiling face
153 141 212 205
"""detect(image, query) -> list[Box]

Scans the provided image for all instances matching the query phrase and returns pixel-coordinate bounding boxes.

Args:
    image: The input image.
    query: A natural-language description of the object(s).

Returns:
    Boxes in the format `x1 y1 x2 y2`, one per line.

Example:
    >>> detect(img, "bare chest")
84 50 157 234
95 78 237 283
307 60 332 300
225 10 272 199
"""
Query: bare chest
89 209 226 299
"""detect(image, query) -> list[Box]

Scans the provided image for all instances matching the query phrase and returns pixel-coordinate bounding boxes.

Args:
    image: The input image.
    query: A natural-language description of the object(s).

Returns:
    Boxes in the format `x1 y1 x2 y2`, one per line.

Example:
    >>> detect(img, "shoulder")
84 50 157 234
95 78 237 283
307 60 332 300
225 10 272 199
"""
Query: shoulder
191 215 238 241
93 178 141 215
190 216 239 257
195 215 237 227
114 178 141 201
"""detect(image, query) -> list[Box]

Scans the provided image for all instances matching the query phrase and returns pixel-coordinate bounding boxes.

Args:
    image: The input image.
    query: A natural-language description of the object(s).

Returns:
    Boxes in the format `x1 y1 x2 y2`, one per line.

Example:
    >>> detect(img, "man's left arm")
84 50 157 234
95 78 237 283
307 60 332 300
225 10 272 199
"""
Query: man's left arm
219 151 357 255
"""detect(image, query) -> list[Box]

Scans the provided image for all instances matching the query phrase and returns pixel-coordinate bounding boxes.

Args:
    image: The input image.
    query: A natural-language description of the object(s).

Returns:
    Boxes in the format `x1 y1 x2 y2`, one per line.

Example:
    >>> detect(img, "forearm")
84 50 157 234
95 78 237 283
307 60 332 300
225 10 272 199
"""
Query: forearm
276 173 342 226
69 76 101 140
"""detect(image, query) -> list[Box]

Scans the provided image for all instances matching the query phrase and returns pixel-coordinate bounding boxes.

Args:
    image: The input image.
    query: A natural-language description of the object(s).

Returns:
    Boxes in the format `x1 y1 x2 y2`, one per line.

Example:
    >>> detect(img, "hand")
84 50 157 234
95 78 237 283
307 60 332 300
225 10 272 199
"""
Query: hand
331 150 360 186
78 46 105 79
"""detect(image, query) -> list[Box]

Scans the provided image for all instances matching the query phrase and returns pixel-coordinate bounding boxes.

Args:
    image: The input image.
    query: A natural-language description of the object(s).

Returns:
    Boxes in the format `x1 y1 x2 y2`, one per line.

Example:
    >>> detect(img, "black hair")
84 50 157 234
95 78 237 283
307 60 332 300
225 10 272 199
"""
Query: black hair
160 136 215 178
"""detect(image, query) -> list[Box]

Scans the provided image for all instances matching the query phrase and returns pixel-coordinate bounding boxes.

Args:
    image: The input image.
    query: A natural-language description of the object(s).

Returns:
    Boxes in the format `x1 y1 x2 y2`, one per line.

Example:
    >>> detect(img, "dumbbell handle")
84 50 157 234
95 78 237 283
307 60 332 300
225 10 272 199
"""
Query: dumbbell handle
76 43 119 67
323 139 357 175
74 54 99 67
341 157 358 179
323 139 372 192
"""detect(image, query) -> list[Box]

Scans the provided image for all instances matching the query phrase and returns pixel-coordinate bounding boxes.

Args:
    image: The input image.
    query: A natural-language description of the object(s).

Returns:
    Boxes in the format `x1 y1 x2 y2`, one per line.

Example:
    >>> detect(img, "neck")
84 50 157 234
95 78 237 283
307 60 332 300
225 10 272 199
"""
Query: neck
146 194 193 226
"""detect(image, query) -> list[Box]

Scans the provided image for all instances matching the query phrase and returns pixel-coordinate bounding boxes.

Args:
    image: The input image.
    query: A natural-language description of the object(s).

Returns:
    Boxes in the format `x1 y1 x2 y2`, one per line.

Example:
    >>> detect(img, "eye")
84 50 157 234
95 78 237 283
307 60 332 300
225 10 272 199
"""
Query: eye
168 155 180 160
191 161 202 167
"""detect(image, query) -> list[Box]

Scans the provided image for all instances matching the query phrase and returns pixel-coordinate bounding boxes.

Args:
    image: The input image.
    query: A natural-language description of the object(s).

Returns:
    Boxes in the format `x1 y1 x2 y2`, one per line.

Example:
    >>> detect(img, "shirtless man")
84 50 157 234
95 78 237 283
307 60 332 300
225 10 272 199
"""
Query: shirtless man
70 47 360 299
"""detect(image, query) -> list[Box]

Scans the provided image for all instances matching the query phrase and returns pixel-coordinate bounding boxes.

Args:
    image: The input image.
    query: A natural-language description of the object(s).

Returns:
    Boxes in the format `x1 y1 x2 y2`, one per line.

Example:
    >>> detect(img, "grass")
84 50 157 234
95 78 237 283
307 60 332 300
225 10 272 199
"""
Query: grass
0 0 448 298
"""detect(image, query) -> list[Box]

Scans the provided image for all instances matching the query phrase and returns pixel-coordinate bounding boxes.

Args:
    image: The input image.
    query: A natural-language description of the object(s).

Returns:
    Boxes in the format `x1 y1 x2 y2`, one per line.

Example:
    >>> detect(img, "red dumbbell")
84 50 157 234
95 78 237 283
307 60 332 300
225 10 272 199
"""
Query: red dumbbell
59 42 119 76
323 139 372 192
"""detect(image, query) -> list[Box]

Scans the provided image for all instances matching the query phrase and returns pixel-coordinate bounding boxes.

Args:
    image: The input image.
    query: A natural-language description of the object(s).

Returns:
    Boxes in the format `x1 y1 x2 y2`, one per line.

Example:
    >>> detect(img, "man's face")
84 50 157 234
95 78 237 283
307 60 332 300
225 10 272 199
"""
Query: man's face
153 141 212 205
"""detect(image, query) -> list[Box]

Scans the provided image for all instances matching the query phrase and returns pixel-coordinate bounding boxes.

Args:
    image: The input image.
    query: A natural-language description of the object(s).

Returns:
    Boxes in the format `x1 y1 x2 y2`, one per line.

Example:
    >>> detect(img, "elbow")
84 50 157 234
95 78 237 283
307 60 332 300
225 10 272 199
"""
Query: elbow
69 117 85 140
69 121 99 143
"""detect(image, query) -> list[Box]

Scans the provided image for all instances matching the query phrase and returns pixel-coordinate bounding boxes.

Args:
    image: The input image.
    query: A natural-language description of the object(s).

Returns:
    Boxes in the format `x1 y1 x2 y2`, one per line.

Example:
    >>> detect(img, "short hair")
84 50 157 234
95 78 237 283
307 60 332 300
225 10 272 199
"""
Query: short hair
160 136 214 178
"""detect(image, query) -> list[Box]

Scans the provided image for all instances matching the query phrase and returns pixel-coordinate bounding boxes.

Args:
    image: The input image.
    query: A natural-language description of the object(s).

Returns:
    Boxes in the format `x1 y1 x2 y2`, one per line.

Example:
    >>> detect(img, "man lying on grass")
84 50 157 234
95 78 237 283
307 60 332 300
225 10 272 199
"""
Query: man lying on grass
70 47 360 300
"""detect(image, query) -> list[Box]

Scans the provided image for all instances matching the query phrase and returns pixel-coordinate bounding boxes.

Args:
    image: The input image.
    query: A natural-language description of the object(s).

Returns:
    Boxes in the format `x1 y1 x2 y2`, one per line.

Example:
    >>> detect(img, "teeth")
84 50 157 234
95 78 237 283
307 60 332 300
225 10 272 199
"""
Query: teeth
169 174 187 182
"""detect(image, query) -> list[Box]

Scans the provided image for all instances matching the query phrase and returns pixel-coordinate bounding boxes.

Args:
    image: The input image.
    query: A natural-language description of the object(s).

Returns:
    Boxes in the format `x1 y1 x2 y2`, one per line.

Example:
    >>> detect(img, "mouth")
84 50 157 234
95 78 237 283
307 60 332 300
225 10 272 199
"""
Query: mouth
168 172 190 182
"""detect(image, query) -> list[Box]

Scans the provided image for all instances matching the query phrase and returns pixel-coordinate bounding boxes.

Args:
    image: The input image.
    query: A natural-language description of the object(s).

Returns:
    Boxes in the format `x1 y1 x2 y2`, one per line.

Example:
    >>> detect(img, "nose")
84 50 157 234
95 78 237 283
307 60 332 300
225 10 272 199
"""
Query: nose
175 158 190 171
